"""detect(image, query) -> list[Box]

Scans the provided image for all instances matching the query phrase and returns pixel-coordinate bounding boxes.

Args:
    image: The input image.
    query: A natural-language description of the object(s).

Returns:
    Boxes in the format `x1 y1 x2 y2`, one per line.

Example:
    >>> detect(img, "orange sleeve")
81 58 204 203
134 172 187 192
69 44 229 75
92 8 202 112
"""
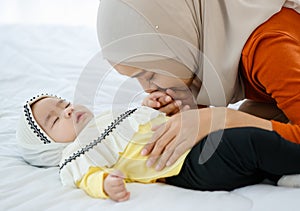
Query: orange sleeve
245 25 300 143
272 121 300 144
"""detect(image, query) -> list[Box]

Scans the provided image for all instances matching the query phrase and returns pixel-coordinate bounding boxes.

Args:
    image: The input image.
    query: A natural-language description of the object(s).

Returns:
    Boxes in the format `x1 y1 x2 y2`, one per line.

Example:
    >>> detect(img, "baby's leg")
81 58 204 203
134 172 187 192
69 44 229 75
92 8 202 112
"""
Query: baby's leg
165 127 300 191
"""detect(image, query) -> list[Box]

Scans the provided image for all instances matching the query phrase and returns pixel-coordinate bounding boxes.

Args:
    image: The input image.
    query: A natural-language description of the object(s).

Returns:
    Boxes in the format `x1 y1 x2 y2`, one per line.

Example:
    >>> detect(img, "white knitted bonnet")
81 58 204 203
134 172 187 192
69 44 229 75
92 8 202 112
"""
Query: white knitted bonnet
16 94 69 167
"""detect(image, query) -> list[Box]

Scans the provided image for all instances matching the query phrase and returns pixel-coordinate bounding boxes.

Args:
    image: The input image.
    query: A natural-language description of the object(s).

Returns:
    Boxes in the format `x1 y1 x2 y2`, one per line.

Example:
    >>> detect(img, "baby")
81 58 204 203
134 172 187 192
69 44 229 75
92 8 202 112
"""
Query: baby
16 94 189 202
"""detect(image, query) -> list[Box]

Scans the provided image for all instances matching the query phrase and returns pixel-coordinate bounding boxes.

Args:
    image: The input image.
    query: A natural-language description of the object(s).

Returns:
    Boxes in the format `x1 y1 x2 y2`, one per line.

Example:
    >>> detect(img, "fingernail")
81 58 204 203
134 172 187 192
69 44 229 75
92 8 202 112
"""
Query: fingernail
183 105 190 111
146 159 154 167
166 161 171 167
141 149 148 156
166 89 173 93
165 96 171 102
175 100 182 107
155 164 161 171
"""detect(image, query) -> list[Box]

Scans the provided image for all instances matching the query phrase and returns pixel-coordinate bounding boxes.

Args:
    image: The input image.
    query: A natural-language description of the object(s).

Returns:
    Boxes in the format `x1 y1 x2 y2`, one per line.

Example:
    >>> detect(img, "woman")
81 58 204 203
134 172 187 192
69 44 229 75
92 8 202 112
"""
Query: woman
97 0 300 187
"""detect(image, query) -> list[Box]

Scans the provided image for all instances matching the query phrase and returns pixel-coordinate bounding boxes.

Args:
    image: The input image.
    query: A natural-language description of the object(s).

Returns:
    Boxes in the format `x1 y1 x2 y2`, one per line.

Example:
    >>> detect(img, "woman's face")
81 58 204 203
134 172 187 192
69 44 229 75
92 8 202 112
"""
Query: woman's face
114 64 192 93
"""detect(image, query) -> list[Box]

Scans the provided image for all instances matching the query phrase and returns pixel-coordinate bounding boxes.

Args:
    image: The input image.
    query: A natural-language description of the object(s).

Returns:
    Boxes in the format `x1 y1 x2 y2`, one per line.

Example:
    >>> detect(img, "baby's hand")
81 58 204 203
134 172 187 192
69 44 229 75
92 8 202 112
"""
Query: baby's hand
142 91 185 116
104 170 130 202
142 91 172 108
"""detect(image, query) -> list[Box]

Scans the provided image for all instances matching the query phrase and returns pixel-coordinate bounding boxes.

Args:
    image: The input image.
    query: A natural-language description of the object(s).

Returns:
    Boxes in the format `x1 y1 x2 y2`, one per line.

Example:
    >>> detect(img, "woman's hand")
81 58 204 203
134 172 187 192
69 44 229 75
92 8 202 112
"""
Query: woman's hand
141 109 208 171
104 170 130 202
141 107 273 171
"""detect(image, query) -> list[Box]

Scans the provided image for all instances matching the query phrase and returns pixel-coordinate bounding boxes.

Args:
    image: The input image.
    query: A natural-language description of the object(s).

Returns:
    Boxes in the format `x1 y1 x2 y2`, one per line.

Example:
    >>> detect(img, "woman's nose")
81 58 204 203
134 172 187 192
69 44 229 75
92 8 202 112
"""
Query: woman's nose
63 106 74 118
145 82 159 93
137 72 164 93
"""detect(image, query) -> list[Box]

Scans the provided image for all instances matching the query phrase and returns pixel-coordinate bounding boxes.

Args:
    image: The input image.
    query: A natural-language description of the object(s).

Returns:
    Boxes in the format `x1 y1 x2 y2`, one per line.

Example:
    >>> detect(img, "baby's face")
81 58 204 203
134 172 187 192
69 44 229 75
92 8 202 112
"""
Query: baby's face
31 97 94 143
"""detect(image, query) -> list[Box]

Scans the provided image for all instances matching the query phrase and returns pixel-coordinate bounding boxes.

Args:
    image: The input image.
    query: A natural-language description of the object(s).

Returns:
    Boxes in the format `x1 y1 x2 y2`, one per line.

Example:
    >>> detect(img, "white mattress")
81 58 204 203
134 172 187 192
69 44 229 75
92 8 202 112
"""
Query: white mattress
1 24 300 211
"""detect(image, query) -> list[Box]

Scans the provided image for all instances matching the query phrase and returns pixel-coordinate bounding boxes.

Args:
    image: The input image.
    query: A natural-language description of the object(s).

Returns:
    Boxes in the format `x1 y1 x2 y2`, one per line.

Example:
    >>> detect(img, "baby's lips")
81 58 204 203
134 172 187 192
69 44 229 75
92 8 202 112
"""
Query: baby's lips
75 111 85 123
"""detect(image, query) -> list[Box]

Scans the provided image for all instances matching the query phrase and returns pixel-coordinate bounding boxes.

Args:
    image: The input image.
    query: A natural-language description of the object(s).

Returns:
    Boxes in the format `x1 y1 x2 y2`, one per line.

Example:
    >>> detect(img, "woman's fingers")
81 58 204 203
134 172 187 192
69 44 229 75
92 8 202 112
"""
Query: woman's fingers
151 124 162 131
154 132 189 171
140 123 165 156
141 117 175 166
141 124 166 157
141 142 154 156
163 140 189 168
154 143 175 171
141 110 202 171
145 122 176 168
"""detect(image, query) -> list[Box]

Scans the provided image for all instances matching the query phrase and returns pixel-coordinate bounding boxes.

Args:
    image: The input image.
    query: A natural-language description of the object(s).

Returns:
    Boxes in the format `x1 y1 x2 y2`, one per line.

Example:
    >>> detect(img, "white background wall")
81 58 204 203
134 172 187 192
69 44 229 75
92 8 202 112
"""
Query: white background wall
0 0 100 27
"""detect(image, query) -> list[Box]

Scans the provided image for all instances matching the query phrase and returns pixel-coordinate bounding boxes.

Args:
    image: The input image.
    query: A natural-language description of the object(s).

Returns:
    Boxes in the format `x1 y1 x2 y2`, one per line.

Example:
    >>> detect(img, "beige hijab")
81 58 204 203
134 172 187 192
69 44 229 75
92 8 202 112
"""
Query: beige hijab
98 0 299 106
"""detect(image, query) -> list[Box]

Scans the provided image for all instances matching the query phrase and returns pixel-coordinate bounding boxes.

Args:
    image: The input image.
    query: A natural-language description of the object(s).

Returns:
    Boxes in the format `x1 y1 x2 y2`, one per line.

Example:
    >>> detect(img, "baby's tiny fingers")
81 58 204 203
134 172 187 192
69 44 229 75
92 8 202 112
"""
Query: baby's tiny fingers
148 100 160 108
143 99 160 108
160 95 172 104
117 192 130 202
158 101 181 116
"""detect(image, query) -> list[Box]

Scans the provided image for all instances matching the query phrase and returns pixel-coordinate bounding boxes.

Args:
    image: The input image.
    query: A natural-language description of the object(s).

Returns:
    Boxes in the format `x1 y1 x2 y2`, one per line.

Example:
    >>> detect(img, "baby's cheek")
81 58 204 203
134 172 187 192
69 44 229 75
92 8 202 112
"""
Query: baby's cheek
57 125 76 143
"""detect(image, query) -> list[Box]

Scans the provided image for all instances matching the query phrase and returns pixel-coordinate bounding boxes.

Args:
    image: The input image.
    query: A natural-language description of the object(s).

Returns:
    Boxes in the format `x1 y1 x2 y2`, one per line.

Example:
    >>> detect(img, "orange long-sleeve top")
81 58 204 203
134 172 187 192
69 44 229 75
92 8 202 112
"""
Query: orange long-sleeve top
240 8 300 144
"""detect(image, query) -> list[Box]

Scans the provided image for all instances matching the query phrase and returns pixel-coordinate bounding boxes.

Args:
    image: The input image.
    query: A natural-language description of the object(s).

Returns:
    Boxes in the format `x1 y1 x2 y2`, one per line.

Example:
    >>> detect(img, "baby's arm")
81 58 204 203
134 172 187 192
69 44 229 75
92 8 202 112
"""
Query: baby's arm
76 167 129 202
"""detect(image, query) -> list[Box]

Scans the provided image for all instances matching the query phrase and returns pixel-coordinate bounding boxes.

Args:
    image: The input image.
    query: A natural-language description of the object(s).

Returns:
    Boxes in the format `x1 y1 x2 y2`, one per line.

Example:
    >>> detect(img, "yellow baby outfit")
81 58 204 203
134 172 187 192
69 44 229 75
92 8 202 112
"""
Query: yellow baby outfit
59 106 189 198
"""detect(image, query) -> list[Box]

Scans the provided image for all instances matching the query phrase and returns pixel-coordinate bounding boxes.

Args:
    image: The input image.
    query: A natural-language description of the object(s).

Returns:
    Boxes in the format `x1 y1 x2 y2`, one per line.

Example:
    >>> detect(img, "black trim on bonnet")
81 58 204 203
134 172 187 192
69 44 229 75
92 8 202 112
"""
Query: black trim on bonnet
24 93 60 144
24 104 51 144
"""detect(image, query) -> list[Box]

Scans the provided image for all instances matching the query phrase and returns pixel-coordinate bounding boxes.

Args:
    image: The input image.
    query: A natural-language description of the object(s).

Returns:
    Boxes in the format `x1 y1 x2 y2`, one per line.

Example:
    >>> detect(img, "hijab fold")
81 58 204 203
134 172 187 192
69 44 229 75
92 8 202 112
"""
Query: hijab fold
98 0 299 106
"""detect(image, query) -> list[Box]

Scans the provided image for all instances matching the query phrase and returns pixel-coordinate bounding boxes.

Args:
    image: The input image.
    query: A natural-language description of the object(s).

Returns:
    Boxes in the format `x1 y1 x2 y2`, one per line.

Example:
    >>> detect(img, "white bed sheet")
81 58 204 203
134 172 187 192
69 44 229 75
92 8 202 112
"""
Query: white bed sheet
1 24 300 211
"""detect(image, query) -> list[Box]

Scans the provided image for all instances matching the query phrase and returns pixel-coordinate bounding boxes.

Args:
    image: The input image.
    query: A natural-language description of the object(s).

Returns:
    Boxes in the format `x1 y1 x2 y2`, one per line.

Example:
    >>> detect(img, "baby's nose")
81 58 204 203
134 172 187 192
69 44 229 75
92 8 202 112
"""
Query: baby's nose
63 106 74 118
